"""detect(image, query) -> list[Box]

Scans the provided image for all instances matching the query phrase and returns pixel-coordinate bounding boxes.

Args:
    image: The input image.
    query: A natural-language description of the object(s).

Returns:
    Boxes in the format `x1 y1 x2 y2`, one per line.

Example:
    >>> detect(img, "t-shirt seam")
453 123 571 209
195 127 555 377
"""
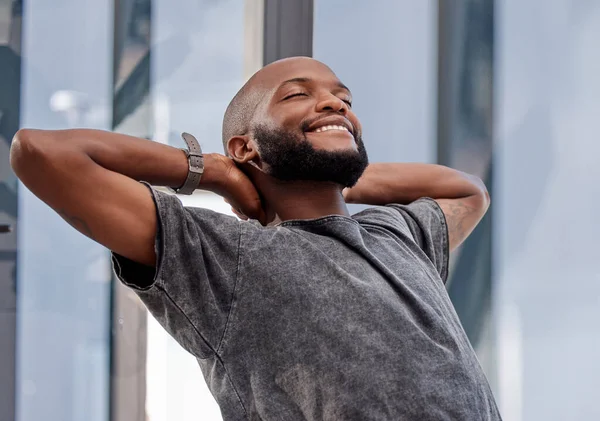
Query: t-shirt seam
283 218 443 300
152 186 216 359
215 354 249 417
359 224 437 274
386 198 449 284
216 221 243 355
283 227 329 250
153 186 167 289
153 187 247 415
364 214 446 290
279 204 448 288
359 222 409 241
213 224 249 418
422 198 450 284
153 283 216 358
278 214 359 228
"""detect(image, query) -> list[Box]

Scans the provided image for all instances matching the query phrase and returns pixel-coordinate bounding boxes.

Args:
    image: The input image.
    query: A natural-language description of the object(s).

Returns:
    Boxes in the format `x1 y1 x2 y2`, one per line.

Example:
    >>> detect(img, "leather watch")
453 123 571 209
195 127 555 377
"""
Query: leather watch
170 132 204 195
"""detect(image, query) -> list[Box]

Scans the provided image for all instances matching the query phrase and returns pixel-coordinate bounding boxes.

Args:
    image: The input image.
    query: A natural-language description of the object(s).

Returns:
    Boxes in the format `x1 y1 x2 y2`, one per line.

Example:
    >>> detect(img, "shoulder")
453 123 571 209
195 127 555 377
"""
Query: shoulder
353 199 442 235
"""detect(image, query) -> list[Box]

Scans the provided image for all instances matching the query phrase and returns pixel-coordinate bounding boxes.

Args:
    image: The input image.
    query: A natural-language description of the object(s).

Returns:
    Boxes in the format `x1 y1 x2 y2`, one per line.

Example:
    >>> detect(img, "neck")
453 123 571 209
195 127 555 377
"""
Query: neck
260 179 349 224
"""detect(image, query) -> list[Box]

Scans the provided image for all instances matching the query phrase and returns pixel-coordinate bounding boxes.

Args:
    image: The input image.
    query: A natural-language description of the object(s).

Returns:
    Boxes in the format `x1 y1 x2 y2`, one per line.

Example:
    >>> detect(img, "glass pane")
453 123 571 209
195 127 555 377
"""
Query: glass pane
439 0 493 179
151 0 246 153
145 1 245 420
313 0 437 167
110 2 153 420
495 1 600 420
16 1 113 420
437 0 495 377
0 2 21 420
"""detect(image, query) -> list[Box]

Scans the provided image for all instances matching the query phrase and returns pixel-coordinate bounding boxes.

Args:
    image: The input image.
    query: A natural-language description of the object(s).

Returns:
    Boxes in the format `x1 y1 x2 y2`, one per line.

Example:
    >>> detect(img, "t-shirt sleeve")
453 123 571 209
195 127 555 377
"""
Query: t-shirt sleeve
386 198 449 283
111 183 242 358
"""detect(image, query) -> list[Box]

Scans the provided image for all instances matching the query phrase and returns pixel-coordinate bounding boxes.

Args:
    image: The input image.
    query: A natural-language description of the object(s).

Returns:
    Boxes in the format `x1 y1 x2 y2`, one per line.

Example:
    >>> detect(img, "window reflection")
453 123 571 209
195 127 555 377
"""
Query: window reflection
437 0 495 377
314 0 437 166
146 1 245 420
0 2 21 421
16 1 113 421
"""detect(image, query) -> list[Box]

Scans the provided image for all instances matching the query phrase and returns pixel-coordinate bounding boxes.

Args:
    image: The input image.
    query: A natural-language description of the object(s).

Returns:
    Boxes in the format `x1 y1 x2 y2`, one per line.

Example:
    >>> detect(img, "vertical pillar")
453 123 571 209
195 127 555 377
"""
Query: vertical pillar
110 1 152 420
0 1 22 420
436 0 496 378
262 0 313 65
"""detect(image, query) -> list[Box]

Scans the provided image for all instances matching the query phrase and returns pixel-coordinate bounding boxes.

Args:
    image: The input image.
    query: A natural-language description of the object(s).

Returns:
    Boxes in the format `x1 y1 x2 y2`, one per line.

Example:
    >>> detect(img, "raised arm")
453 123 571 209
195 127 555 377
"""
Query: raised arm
343 163 490 251
9 129 264 266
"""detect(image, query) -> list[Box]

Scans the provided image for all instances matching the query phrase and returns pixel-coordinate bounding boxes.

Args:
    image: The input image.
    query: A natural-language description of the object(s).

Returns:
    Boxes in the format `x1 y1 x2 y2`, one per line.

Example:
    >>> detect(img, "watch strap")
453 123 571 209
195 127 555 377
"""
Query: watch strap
174 132 204 195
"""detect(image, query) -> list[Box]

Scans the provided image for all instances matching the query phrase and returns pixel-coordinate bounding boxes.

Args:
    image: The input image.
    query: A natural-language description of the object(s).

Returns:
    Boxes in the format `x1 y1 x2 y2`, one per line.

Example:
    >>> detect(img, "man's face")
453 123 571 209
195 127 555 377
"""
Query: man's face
250 59 368 187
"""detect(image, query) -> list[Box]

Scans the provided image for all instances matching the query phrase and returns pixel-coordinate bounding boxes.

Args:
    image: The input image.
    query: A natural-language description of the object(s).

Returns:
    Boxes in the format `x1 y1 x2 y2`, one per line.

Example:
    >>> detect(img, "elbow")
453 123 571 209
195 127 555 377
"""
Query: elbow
454 168 490 203
10 129 37 175
464 173 490 211
473 177 491 212
10 129 58 177
478 178 491 209
483 188 491 209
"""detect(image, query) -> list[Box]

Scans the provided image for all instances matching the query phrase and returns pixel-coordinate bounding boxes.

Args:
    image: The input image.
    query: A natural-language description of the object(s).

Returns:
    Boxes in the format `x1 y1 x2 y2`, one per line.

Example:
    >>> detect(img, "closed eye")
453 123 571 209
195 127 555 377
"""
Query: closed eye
283 92 308 100
342 99 353 107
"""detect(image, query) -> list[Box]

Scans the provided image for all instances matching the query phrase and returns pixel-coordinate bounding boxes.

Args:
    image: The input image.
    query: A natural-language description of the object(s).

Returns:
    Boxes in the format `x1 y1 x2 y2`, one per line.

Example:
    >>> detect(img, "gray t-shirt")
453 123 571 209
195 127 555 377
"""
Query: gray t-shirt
113 184 501 421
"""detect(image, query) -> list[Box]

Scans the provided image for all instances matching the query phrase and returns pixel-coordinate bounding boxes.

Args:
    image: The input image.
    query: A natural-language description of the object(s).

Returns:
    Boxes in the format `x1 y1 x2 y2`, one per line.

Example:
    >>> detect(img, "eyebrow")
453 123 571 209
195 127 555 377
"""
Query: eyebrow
279 77 351 93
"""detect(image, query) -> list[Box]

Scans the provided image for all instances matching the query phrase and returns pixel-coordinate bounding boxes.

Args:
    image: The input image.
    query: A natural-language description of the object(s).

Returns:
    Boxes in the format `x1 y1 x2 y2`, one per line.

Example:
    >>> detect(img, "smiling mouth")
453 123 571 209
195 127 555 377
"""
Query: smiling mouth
309 125 352 135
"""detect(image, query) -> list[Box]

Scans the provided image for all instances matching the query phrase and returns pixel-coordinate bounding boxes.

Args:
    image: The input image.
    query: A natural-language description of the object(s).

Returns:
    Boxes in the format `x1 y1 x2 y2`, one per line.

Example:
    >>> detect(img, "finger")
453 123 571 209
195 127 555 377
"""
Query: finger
220 161 267 224
227 186 266 224
240 197 267 225
231 207 248 220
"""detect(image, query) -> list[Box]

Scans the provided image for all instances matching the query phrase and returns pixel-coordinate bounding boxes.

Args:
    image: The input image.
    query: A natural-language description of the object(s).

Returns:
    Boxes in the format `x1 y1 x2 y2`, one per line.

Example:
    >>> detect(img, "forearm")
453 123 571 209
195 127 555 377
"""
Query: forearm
10 128 231 266
12 129 221 189
344 163 487 205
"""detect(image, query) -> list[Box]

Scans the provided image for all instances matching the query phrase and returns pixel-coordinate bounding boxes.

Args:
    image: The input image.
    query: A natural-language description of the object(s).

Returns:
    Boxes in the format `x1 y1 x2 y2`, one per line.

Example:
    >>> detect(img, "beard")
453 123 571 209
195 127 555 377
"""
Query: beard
252 123 369 188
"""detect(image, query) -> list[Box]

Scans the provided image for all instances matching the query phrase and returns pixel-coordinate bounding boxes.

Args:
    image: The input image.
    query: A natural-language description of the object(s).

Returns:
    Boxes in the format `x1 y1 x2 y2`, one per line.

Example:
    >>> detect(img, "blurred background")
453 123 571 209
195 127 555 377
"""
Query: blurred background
0 0 599 420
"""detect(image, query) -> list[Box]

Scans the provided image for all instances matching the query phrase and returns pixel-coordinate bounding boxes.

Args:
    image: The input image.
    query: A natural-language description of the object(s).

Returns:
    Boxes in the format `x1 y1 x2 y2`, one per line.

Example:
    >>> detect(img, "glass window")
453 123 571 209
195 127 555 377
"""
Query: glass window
151 0 246 153
313 0 438 168
0 1 22 420
495 1 600 419
16 1 113 420
145 1 246 420
436 0 495 378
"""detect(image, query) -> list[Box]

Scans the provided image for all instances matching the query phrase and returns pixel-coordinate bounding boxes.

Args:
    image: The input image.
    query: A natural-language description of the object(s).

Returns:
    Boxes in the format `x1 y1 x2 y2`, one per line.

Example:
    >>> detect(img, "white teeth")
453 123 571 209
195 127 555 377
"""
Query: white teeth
314 125 349 133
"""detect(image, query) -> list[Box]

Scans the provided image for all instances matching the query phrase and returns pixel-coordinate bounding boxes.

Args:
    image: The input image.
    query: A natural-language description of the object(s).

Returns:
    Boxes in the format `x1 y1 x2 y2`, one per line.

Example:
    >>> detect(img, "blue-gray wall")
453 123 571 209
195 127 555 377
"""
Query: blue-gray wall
313 0 437 166
0 2 21 420
16 1 113 420
494 1 600 419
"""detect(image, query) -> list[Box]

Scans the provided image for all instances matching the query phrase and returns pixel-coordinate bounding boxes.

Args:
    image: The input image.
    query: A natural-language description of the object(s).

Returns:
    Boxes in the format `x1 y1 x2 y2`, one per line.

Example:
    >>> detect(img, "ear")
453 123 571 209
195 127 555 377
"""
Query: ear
227 135 260 165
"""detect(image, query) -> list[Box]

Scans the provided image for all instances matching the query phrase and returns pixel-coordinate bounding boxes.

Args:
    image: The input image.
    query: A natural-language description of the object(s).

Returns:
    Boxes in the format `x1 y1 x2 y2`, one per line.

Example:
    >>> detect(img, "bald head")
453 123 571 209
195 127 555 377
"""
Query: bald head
221 57 367 188
221 57 336 154
221 80 264 153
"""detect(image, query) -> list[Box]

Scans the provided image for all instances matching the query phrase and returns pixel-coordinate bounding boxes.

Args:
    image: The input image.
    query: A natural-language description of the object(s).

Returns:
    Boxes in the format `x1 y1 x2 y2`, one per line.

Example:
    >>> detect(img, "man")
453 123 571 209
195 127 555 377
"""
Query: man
10 57 501 420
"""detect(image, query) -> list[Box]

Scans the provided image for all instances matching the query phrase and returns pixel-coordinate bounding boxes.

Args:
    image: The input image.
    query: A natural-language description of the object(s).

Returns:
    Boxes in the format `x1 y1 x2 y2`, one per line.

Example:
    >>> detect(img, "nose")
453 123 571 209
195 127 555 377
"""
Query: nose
315 94 348 115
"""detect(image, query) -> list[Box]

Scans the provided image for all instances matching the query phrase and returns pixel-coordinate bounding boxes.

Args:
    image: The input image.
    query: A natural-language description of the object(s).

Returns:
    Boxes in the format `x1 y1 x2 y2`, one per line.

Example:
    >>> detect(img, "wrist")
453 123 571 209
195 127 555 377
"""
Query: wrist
198 153 240 197
197 153 221 191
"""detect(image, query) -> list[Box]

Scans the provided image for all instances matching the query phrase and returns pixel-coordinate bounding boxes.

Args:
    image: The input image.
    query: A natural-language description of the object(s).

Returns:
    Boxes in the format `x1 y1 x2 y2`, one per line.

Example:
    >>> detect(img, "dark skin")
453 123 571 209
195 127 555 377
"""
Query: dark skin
226 58 489 249
9 57 488 269
226 58 360 223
